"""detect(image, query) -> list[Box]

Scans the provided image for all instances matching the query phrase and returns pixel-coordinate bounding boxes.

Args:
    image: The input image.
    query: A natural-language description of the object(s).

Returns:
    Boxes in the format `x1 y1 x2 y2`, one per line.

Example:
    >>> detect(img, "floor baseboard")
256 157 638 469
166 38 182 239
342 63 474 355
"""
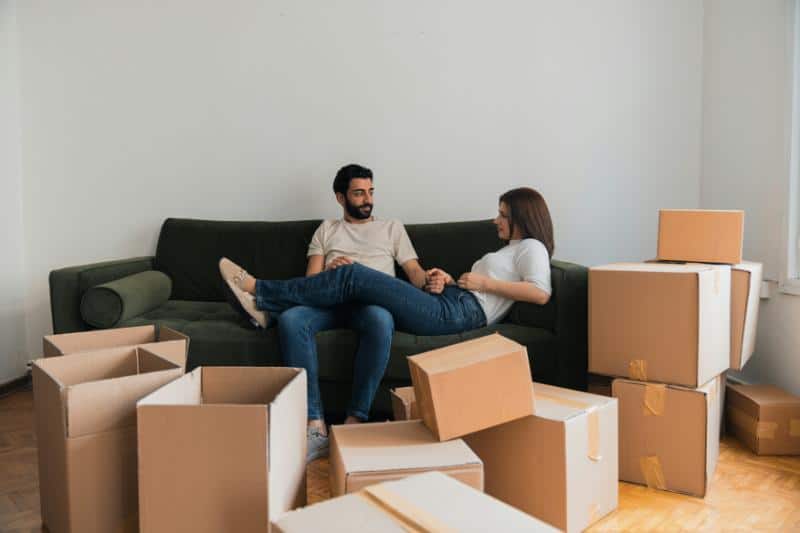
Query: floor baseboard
0 372 32 397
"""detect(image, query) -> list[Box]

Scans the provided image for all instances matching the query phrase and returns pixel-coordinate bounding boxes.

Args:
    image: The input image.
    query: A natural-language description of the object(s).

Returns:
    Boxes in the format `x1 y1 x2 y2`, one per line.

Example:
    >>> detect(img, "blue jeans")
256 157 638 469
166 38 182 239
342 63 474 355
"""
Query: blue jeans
256 263 486 337
278 304 393 421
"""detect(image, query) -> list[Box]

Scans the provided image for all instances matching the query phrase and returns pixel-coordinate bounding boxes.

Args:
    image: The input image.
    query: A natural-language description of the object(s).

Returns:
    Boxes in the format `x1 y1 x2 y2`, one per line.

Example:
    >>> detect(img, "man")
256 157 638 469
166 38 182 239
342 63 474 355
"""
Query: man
279 164 432 462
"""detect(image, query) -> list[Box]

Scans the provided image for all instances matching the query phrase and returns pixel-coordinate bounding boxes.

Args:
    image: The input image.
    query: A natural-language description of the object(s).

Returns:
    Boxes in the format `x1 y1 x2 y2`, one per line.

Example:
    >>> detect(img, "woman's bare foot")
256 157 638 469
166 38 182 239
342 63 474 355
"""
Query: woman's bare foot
344 416 363 425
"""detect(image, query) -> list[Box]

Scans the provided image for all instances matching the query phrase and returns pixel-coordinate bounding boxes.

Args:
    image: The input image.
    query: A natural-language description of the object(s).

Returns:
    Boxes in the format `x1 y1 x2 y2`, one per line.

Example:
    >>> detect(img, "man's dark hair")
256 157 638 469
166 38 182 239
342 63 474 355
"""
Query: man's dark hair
333 164 373 195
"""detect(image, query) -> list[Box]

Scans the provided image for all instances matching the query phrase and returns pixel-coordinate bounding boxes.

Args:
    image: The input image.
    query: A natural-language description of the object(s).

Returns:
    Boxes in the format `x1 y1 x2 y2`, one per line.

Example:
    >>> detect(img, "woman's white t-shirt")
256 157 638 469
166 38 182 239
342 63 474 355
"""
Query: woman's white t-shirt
469 239 552 325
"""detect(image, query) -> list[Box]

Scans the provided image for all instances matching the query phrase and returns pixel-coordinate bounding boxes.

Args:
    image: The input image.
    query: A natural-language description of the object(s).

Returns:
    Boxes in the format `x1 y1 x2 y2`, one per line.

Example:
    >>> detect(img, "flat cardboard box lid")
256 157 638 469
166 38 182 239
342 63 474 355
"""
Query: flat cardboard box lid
333 420 481 474
274 471 559 532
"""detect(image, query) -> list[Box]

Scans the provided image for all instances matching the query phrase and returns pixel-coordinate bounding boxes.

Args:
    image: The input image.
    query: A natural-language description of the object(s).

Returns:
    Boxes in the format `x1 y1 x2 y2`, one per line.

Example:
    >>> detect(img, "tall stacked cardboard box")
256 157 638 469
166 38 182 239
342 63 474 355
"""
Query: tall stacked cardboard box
589 209 763 497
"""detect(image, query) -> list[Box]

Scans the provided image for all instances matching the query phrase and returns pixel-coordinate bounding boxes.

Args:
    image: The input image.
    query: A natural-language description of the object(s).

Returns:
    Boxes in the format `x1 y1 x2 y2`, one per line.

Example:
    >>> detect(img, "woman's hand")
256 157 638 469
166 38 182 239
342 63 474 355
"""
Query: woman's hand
325 256 354 270
457 272 490 291
424 268 453 294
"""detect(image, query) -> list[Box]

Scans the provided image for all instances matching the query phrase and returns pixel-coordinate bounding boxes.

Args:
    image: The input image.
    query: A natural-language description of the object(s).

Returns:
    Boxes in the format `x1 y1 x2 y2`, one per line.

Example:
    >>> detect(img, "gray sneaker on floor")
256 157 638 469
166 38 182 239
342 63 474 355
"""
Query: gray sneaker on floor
307 427 329 463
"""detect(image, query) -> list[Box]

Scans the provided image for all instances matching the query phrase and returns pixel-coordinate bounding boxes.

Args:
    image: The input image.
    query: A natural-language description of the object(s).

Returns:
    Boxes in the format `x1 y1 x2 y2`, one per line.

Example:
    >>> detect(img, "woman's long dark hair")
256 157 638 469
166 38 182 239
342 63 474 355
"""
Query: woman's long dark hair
499 187 555 258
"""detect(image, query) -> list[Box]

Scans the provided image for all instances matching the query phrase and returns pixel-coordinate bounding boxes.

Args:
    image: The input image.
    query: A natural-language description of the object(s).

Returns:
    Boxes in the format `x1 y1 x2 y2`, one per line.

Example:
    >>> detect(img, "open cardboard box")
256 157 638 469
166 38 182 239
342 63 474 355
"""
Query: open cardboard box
589 262 730 388
408 333 534 441
43 324 189 369
464 383 618 533
329 420 483 496
137 366 307 533
33 344 184 533
613 375 722 497
273 471 559 532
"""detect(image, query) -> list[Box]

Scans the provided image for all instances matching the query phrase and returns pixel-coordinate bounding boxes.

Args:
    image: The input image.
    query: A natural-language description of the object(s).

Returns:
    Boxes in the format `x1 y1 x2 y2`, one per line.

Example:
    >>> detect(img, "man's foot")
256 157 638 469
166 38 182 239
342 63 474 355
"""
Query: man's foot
221 278 268 328
306 427 329 463
219 257 256 294
224 279 269 328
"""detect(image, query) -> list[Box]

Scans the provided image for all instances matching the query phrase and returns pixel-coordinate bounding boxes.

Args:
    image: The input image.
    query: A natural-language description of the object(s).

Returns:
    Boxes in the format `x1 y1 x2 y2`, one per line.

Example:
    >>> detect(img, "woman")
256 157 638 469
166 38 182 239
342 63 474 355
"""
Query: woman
220 187 554 336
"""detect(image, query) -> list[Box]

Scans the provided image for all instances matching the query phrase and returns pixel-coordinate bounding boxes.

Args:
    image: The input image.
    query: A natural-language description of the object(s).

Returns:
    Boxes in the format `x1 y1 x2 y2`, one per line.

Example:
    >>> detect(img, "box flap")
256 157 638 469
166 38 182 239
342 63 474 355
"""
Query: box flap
64 347 182 437
138 367 203 407
43 325 157 357
334 421 481 474
267 368 308 519
33 346 140 387
201 366 299 405
731 262 763 370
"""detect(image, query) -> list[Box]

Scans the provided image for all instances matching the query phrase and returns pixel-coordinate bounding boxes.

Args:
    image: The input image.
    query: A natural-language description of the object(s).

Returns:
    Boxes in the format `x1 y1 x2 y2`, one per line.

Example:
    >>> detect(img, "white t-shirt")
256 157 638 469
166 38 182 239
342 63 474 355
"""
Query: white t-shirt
469 239 552 325
307 218 418 277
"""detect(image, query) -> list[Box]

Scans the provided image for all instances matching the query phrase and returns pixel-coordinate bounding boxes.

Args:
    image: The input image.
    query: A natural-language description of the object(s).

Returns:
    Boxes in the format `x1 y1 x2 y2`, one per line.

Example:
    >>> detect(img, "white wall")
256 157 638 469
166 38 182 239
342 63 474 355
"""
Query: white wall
701 0 800 394
13 0 704 364
0 1 28 384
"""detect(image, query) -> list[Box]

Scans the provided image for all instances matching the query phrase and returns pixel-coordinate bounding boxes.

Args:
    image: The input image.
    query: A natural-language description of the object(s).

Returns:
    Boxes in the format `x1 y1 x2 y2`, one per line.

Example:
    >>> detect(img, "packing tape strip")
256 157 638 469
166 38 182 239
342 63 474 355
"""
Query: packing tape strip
791 419 800 438
643 384 666 416
536 392 602 462
639 455 667 491
360 484 457 533
727 407 778 440
629 359 648 381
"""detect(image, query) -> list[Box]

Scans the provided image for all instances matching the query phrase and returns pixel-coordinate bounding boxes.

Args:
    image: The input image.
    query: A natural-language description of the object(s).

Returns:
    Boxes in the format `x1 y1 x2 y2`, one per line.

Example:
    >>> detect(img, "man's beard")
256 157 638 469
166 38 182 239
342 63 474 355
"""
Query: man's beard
345 200 373 220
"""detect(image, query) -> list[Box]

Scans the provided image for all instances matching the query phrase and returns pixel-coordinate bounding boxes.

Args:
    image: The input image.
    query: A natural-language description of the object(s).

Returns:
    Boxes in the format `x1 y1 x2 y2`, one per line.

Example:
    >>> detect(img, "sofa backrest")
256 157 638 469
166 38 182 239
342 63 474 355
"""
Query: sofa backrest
154 218 505 302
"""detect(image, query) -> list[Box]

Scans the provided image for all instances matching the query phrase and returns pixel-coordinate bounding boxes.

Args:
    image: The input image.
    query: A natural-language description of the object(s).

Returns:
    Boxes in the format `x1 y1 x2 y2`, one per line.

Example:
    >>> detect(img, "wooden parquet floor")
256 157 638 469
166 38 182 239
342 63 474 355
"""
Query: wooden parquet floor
2 389 800 532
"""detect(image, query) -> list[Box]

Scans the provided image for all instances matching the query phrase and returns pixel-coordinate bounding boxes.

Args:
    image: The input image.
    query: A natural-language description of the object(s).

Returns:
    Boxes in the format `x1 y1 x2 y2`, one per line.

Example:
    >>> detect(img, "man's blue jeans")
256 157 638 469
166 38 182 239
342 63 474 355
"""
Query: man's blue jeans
256 263 486 337
278 304 393 422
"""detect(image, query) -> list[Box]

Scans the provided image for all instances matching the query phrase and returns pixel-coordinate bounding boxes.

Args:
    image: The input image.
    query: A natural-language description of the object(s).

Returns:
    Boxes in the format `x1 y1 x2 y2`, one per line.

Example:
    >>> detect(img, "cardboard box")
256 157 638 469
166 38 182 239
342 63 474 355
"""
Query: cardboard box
329 420 483 497
657 209 744 264
33 344 184 533
613 375 722 497
726 383 800 455
730 262 762 370
588 374 613 397
464 383 618 533
273 471 559 533
589 262 730 388
43 324 189 369
408 333 534 441
137 366 307 533
390 386 419 421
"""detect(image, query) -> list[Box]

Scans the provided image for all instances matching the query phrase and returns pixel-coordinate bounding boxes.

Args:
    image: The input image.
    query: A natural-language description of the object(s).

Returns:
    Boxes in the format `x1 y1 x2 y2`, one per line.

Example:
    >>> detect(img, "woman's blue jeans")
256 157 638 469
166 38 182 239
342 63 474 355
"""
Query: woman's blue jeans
256 263 487 420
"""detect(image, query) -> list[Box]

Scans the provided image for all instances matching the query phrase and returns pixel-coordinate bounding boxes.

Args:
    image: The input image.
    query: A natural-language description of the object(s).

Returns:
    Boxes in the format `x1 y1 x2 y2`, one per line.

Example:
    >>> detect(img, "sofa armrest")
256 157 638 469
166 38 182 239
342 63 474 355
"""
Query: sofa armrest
49 256 155 334
550 260 589 390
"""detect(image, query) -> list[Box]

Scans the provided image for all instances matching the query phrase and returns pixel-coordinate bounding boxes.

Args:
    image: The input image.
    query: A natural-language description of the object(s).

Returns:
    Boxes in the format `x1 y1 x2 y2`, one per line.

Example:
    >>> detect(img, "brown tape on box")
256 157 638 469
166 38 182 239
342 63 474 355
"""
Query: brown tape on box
629 359 648 381
537 392 602 462
643 384 666 416
728 407 778 440
639 456 667 490
359 484 456 533
791 419 800 437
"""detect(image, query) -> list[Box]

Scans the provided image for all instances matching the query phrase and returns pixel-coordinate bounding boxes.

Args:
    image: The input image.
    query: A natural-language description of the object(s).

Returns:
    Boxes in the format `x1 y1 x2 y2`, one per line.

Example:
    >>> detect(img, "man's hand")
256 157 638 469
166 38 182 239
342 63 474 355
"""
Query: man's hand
424 268 454 294
457 272 490 291
325 256 354 270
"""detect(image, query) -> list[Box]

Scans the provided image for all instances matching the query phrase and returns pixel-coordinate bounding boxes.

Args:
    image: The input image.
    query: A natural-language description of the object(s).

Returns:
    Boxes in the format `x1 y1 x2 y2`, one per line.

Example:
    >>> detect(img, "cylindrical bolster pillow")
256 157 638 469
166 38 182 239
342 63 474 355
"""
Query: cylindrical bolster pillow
81 270 172 328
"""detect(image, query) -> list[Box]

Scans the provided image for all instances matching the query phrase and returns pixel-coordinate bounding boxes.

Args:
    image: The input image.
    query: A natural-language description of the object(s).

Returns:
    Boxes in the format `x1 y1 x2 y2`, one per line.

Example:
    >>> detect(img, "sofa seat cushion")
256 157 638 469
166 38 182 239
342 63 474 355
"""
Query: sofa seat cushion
121 300 557 381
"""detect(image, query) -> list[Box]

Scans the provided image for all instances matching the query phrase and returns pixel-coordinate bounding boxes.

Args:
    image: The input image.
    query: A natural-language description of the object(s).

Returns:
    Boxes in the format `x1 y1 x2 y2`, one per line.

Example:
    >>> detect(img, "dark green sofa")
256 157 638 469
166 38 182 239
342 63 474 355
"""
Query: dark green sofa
49 218 588 419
